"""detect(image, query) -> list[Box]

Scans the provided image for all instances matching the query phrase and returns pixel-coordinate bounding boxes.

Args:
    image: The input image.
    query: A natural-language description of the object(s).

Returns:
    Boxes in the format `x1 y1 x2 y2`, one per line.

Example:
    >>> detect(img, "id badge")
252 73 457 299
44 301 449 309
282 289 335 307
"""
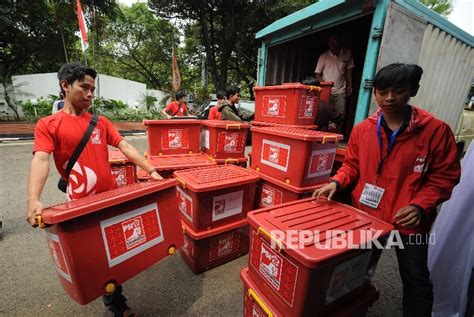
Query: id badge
359 183 385 209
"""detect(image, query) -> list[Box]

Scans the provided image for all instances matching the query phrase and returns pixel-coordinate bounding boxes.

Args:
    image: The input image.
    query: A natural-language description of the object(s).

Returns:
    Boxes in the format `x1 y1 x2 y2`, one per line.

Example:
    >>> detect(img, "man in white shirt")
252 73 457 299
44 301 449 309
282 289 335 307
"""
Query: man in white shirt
315 33 354 128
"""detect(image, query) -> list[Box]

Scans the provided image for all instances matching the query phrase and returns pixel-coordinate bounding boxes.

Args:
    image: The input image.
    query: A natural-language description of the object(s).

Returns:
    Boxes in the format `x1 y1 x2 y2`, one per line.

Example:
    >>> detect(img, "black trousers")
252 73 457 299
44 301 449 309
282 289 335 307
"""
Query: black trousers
103 285 129 316
395 234 433 317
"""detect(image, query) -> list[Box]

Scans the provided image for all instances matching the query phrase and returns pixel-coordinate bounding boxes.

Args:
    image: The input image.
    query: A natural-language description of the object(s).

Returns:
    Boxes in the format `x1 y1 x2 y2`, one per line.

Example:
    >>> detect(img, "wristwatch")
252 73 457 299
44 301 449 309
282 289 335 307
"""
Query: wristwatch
148 168 157 175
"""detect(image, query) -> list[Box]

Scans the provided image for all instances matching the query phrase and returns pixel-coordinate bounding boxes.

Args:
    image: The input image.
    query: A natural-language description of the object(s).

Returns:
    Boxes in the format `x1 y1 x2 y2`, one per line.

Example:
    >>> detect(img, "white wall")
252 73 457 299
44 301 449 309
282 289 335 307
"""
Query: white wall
147 89 171 109
11 73 154 110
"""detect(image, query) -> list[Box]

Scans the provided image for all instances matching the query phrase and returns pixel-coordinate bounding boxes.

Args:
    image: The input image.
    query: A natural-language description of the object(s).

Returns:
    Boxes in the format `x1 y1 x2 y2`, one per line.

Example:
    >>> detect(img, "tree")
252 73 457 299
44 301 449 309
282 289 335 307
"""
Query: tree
0 0 120 119
420 0 454 17
100 3 178 90
148 0 311 92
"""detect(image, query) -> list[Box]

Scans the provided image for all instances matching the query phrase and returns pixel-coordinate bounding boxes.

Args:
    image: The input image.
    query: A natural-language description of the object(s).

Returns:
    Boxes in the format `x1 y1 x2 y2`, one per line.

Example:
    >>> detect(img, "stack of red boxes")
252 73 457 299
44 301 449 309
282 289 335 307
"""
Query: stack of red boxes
173 164 259 273
241 198 393 316
201 120 250 167
251 83 343 208
140 119 217 179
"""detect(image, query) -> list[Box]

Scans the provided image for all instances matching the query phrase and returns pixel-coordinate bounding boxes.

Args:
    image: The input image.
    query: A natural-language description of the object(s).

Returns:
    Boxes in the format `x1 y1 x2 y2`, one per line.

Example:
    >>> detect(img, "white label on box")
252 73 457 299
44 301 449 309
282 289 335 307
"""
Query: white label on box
45 231 72 283
259 242 284 290
325 250 373 304
307 147 336 178
202 128 210 150
260 139 291 172
212 190 243 222
177 186 193 222
100 203 164 267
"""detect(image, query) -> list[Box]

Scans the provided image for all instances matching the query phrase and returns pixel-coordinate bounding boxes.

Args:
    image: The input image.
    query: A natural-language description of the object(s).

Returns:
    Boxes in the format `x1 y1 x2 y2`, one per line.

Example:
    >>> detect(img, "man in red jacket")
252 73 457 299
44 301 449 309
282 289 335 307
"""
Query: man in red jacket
314 63 460 316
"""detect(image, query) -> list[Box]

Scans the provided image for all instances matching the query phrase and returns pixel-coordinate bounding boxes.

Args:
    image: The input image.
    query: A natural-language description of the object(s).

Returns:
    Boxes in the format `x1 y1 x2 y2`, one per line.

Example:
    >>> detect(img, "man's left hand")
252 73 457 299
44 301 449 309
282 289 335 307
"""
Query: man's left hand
394 205 421 228
150 171 164 181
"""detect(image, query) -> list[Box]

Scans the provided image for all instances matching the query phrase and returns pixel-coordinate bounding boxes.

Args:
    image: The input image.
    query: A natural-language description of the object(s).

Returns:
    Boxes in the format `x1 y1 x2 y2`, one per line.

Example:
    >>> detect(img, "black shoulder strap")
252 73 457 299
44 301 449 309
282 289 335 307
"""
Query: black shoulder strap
65 114 99 180
172 103 182 116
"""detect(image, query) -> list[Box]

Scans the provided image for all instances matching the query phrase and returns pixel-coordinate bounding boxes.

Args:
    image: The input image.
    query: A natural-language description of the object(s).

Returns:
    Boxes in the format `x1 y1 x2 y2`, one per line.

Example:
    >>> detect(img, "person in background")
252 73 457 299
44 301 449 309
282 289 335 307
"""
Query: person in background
162 91 189 119
315 100 344 132
218 86 253 122
26 62 163 316
207 90 225 120
315 32 354 131
52 92 65 114
313 63 460 317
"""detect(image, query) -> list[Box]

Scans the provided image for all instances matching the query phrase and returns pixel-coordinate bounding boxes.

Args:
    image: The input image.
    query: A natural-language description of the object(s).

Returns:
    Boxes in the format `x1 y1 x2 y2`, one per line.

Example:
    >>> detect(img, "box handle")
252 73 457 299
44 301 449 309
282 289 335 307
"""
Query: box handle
176 177 186 189
33 215 47 229
248 288 274 317
322 135 338 144
226 124 241 130
257 227 283 253
224 158 238 164
308 85 321 93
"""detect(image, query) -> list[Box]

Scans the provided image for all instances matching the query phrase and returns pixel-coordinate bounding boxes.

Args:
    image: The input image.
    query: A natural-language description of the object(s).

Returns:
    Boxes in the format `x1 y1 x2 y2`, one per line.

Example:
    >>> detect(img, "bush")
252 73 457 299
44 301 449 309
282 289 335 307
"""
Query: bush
20 97 55 122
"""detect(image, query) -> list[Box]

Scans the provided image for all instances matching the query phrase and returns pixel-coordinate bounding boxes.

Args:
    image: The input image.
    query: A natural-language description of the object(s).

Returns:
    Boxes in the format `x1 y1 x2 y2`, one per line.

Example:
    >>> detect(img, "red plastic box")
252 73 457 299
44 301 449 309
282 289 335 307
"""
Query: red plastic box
254 84 321 125
180 219 249 274
39 180 184 305
201 120 250 159
318 82 334 103
143 119 201 155
173 165 259 231
247 198 393 316
241 267 379 317
254 170 323 209
109 150 137 187
250 126 343 187
137 154 217 180
251 120 318 130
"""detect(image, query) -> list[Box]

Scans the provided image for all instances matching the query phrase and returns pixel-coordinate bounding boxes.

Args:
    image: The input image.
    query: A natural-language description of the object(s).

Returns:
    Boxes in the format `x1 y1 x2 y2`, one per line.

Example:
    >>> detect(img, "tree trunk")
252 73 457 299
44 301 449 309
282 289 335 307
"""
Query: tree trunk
1 79 20 120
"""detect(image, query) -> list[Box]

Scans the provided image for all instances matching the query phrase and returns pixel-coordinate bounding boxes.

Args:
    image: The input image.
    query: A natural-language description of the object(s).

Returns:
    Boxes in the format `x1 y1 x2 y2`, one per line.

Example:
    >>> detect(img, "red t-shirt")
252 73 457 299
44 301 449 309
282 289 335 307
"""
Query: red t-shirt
33 111 124 200
208 106 222 120
165 101 189 117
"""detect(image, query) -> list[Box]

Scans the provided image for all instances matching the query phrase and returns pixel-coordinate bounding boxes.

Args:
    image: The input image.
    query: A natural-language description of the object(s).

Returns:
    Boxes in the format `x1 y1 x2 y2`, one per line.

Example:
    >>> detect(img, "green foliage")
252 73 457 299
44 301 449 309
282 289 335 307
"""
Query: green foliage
420 0 453 17
20 97 55 122
194 86 210 107
100 3 177 90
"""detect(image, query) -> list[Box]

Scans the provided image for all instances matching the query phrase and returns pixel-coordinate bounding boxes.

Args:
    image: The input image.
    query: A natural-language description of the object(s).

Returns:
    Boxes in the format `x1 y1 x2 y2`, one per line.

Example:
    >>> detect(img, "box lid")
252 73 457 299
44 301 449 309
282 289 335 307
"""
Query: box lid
143 119 201 126
253 84 321 92
251 126 343 143
252 168 324 194
251 120 318 130
41 180 177 224
207 155 248 164
201 120 250 129
148 154 216 171
173 164 259 192
182 218 248 239
247 198 394 268
108 149 130 164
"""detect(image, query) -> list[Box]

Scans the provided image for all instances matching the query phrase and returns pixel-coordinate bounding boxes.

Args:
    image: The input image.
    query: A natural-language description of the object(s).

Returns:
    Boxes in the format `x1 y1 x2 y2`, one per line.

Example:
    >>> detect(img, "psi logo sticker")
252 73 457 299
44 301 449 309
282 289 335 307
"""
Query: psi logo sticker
263 96 286 118
261 140 290 172
101 203 164 267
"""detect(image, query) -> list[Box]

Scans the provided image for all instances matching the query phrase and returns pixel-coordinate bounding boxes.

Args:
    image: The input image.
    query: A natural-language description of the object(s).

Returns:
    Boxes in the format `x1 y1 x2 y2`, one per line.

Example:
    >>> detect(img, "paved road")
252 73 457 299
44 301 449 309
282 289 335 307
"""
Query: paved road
0 136 403 316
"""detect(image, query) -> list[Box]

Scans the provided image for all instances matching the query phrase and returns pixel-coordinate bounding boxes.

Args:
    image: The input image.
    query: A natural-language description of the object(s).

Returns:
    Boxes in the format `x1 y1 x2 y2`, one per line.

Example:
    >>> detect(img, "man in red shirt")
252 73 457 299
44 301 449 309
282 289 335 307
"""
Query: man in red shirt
26 62 162 316
207 90 225 120
314 63 460 316
162 91 189 119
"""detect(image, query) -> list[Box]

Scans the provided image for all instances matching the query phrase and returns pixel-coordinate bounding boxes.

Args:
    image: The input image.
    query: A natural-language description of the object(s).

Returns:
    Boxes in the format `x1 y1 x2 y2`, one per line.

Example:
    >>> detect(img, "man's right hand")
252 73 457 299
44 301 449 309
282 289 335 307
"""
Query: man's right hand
26 200 43 226
312 182 337 200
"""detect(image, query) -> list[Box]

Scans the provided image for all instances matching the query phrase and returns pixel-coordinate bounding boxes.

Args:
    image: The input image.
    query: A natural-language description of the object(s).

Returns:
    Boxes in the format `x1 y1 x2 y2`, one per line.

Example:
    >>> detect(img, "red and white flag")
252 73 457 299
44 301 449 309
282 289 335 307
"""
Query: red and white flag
76 0 89 52
172 48 181 92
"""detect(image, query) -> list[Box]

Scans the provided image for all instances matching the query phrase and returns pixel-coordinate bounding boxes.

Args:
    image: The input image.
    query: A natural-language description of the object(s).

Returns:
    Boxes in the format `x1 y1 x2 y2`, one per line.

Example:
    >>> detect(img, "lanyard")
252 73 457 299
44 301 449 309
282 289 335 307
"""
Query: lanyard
376 114 401 176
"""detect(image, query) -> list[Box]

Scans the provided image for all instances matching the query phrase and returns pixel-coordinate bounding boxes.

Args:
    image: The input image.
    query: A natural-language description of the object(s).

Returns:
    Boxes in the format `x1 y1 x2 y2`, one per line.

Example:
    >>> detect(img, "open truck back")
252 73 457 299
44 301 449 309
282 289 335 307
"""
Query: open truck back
256 0 473 136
